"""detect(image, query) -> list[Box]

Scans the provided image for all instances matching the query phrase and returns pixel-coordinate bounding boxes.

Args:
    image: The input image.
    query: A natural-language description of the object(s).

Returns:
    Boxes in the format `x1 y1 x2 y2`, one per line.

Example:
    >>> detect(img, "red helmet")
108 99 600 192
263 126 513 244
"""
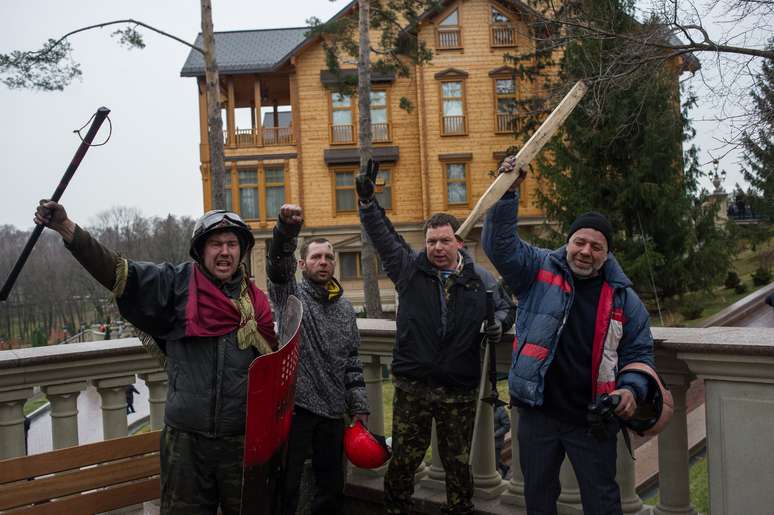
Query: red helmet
344 421 391 469
618 363 674 436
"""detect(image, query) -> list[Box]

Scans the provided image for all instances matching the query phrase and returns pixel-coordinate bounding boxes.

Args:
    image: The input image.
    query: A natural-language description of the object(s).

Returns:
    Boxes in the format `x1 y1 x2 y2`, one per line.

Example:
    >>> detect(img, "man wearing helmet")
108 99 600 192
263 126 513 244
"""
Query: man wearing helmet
34 200 277 515
266 203 369 515
481 159 657 515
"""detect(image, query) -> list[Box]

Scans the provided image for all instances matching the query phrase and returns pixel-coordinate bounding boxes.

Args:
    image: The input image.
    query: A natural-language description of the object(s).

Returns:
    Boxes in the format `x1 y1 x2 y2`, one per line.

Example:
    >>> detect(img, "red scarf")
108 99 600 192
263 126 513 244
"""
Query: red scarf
185 265 277 350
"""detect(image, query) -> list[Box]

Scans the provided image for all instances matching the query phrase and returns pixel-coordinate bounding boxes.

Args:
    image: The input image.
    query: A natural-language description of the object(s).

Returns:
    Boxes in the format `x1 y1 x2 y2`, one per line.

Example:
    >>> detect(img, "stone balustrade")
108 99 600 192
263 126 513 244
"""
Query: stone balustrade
1 323 772 515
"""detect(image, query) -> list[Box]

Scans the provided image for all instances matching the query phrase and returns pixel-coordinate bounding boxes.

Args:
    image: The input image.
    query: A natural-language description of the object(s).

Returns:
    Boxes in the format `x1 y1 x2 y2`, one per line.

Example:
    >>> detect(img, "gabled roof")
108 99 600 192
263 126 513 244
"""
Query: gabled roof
180 27 309 77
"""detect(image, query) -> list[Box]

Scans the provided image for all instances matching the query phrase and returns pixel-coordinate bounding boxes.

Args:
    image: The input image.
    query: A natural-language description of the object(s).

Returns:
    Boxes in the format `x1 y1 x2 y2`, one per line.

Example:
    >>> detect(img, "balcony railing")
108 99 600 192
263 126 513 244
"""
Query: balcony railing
223 127 295 148
3 301 773 515
490 24 515 47
442 115 466 135
330 124 356 145
437 27 462 49
495 113 516 133
372 123 391 143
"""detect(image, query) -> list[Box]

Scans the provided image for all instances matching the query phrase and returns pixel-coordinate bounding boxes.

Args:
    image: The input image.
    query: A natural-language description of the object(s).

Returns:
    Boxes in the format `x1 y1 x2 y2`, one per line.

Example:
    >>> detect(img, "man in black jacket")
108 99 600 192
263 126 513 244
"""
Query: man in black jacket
34 201 277 515
356 162 515 515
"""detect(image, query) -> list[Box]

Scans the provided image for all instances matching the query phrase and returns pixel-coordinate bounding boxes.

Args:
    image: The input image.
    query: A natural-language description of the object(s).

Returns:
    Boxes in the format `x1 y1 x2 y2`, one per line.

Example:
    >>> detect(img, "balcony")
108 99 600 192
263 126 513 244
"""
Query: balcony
331 124 356 145
437 27 462 50
490 24 515 47
2 296 773 514
442 115 466 135
495 113 515 133
223 127 295 149
372 123 391 143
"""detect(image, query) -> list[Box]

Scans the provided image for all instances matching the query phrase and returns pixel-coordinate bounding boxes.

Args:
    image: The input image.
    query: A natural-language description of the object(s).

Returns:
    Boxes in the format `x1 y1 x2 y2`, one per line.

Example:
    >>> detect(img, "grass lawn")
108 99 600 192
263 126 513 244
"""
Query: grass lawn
643 455 709 514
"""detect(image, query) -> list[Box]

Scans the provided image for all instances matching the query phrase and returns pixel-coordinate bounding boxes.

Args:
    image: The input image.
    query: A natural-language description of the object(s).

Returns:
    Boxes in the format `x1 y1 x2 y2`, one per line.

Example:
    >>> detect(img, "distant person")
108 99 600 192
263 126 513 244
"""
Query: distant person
34 201 277 515
126 384 140 414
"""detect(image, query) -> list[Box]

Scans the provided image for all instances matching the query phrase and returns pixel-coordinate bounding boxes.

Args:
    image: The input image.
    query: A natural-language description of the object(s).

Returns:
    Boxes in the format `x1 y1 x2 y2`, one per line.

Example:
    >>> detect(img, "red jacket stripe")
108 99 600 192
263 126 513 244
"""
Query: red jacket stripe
521 342 550 361
536 269 571 293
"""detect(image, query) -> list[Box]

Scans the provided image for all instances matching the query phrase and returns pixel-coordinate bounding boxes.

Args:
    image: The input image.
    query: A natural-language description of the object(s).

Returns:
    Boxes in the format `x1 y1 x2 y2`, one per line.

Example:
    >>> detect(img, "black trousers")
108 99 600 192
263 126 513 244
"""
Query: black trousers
518 408 622 515
282 406 346 515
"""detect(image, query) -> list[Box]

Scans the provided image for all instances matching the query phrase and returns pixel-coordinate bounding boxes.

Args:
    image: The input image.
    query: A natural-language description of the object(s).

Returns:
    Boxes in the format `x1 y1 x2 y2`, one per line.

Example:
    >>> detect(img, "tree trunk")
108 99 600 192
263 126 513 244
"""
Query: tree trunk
201 0 227 210
357 0 384 318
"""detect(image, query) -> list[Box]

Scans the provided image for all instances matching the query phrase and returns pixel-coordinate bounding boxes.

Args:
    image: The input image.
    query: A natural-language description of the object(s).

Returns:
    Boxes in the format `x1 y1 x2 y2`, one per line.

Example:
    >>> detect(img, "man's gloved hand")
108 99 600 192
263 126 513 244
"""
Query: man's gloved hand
356 159 379 202
484 319 502 345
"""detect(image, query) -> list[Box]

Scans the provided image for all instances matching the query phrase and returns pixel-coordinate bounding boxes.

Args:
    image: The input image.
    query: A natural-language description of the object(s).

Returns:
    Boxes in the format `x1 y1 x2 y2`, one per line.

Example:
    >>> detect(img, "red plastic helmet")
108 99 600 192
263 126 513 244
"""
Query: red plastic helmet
344 421 391 469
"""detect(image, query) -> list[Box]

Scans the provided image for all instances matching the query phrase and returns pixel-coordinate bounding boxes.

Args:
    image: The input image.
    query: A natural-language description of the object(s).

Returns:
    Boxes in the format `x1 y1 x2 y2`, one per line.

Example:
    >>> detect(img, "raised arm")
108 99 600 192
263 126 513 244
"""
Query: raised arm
266 204 303 308
356 160 416 289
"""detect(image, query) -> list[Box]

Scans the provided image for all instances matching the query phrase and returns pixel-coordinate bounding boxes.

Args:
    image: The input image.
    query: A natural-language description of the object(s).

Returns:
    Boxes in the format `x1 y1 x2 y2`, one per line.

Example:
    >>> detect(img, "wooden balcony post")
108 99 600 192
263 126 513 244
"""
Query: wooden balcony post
500 406 526 507
43 381 87 450
254 76 263 146
0 387 33 458
227 78 236 148
95 376 136 440
139 371 168 431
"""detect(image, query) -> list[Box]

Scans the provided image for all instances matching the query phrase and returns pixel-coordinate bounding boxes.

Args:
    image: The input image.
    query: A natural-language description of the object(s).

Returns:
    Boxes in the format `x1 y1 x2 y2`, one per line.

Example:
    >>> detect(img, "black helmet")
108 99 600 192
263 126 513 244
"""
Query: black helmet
189 210 255 262
618 363 673 436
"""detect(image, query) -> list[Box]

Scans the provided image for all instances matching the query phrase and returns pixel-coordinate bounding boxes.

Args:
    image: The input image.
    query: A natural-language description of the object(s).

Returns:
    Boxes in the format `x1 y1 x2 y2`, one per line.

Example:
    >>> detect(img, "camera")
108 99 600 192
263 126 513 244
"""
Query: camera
587 393 620 441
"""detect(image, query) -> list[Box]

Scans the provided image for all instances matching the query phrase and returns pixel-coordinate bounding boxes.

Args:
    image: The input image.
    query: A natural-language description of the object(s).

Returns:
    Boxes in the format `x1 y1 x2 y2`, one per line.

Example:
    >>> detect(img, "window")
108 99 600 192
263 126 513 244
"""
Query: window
339 251 387 279
335 170 357 212
446 162 468 205
441 81 466 135
239 168 260 219
494 77 518 133
490 7 515 47
330 93 355 144
437 8 462 49
224 171 233 212
223 163 287 222
370 90 390 142
375 169 392 209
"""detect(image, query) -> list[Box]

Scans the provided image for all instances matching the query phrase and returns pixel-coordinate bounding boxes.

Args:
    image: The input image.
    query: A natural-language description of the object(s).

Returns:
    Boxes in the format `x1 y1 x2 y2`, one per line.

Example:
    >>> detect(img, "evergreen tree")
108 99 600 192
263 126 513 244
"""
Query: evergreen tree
518 0 733 298
741 45 774 223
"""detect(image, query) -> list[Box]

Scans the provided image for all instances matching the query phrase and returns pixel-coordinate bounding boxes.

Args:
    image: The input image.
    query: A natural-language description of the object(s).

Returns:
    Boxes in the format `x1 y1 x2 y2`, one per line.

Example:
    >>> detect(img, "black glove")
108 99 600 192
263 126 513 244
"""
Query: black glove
356 159 379 201
484 319 502 345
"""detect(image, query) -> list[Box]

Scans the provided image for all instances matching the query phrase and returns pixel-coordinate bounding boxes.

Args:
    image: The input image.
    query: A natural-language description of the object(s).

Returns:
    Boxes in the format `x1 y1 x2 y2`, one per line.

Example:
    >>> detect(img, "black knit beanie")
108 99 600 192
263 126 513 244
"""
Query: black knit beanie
567 212 613 248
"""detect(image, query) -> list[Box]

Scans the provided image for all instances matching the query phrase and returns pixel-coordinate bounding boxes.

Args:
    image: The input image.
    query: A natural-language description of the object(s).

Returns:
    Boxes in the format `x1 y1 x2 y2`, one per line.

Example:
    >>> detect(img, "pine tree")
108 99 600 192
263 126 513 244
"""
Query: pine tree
517 0 733 298
741 47 774 223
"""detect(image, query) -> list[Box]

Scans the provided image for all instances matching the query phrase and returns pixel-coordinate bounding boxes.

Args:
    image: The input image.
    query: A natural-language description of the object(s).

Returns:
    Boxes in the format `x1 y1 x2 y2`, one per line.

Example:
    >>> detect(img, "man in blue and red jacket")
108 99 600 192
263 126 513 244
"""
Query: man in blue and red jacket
481 159 654 515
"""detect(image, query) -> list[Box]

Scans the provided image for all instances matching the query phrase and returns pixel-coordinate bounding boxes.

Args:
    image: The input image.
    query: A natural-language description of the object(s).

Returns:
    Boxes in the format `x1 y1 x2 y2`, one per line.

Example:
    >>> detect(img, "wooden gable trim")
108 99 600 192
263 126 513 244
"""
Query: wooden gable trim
489 66 517 77
433 68 469 80
439 152 473 162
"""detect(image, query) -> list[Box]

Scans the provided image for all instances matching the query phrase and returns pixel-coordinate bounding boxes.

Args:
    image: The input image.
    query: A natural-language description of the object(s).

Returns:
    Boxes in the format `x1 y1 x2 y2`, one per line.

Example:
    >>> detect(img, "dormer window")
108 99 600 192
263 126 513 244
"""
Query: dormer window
490 6 515 47
437 8 463 50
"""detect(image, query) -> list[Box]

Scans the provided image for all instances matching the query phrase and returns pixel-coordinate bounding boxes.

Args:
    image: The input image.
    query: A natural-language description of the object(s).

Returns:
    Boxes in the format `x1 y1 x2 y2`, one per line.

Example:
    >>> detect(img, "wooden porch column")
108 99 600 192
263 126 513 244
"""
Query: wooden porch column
139 371 168 431
43 381 86 450
0 387 33 458
95 376 135 440
227 78 236 148
254 76 263 146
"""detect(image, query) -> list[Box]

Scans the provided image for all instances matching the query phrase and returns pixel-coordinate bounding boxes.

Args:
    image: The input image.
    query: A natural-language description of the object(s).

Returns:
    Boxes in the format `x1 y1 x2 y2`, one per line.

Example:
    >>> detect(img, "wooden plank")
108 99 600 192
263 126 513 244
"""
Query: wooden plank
6 477 159 515
456 80 588 239
0 454 159 510
0 431 160 484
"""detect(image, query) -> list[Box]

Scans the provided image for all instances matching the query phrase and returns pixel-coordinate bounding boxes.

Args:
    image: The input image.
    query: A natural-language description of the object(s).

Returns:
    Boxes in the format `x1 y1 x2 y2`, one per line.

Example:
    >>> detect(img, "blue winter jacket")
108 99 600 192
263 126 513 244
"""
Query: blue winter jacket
482 193 655 407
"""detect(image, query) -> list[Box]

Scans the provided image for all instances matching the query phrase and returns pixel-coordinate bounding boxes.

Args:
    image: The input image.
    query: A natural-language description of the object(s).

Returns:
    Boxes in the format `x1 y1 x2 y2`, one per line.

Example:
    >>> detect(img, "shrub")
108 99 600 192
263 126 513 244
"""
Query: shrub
752 267 772 286
679 295 706 320
724 271 741 289
735 283 748 294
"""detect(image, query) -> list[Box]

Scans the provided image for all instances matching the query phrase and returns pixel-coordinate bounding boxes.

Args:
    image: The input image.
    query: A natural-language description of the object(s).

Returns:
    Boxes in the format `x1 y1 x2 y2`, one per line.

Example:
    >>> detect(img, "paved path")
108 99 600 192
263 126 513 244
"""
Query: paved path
735 301 774 327
27 378 150 455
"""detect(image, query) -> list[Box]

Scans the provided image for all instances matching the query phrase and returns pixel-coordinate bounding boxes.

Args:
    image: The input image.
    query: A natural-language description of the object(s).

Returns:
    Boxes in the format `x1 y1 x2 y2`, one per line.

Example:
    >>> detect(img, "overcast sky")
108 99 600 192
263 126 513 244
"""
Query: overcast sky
0 1 751 230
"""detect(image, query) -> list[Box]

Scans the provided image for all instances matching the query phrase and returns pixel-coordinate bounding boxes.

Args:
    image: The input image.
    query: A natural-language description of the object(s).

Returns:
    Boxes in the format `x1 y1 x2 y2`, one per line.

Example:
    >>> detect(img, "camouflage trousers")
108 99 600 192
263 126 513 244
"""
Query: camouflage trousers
384 384 477 515
160 425 245 515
